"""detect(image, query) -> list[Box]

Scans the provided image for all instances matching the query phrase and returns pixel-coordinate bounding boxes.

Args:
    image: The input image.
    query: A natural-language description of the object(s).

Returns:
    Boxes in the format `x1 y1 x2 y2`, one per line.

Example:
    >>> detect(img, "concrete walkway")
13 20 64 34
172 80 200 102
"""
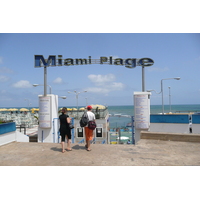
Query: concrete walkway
0 139 200 166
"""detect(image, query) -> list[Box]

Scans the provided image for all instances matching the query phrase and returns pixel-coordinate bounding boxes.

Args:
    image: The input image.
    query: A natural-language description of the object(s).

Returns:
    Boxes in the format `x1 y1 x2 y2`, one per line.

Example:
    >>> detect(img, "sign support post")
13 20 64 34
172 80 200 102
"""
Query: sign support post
142 66 145 92
44 66 47 96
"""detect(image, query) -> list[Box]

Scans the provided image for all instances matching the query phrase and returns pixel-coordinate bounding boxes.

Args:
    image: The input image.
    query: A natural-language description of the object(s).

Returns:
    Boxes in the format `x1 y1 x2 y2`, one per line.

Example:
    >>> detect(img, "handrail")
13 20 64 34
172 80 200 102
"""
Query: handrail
52 118 59 143
78 139 85 144
92 137 96 144
16 124 26 135
102 140 106 144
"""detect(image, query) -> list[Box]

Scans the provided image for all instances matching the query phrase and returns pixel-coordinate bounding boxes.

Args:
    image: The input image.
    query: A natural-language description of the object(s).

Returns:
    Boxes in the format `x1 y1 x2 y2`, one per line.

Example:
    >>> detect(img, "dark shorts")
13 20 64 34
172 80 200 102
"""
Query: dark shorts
60 129 71 141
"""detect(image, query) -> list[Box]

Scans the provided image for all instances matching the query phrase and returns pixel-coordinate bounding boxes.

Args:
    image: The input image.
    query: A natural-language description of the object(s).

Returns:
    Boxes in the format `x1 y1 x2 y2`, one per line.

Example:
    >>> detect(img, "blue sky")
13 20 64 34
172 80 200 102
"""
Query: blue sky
0 33 200 107
1 1 200 108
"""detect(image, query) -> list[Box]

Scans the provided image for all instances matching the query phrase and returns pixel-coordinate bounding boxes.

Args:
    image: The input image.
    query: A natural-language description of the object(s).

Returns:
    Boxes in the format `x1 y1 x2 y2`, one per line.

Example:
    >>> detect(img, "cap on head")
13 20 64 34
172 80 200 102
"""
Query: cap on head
87 105 92 110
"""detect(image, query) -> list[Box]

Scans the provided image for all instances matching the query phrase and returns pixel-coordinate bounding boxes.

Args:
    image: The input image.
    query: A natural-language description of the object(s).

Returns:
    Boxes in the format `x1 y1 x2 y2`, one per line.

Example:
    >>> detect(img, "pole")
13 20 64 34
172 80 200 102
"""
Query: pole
169 86 171 112
131 116 135 144
76 93 78 119
142 66 145 92
161 80 164 114
44 66 47 96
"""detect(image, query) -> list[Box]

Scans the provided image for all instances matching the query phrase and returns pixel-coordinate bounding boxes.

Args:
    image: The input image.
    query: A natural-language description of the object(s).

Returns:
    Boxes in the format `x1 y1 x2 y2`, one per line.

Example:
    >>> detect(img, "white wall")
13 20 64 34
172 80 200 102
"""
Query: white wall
0 130 29 146
150 123 189 133
192 124 200 134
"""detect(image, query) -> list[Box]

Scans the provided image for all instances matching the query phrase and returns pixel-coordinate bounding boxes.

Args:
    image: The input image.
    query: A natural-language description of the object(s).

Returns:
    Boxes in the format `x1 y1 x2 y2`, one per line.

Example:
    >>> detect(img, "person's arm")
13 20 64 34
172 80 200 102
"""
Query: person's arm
66 117 71 124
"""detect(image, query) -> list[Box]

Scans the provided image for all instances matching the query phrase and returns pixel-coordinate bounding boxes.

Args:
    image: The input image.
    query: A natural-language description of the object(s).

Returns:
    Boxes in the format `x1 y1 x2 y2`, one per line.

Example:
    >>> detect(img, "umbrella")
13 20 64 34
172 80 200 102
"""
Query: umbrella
116 136 129 140
0 108 8 111
90 104 106 109
7 108 18 111
20 108 29 111
79 107 86 110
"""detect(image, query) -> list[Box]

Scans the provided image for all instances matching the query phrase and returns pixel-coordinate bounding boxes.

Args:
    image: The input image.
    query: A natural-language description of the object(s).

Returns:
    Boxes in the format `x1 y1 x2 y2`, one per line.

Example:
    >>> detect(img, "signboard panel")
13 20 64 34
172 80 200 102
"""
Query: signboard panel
134 92 150 129
39 96 51 128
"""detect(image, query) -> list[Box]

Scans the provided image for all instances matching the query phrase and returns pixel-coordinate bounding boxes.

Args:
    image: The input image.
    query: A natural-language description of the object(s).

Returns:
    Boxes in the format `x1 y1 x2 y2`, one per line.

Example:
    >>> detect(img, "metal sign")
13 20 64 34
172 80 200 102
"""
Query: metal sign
34 55 154 69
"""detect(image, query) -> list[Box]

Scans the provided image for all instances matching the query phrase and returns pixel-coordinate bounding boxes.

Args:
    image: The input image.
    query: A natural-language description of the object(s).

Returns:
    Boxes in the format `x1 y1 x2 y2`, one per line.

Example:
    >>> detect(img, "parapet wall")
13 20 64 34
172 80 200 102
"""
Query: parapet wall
150 114 200 134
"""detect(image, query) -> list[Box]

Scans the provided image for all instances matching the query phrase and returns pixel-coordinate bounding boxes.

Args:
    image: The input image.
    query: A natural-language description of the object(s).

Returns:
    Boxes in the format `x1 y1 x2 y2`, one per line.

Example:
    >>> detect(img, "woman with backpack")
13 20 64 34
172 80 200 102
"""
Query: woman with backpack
84 105 96 151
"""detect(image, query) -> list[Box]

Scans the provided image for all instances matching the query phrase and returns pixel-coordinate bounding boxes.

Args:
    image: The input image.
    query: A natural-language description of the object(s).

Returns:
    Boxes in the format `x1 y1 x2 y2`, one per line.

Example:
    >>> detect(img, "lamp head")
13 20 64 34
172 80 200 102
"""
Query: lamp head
33 84 39 87
174 77 181 80
60 96 67 99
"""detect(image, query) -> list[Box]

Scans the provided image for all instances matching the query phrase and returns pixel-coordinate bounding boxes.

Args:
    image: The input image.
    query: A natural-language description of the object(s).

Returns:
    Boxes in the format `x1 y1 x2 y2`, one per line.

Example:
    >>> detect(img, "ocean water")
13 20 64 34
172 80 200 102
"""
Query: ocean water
108 104 200 128
2 104 200 129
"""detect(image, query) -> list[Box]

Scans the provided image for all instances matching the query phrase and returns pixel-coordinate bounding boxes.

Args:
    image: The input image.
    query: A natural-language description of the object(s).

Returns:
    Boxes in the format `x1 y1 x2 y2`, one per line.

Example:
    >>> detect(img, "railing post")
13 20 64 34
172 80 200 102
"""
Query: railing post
71 118 74 143
131 116 135 144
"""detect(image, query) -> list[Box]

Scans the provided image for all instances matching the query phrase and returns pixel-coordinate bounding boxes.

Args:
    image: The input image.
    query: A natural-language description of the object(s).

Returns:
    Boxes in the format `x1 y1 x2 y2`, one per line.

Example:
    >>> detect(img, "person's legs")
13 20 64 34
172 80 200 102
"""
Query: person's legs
85 127 93 151
87 140 91 151
66 135 72 150
84 127 88 148
61 134 66 153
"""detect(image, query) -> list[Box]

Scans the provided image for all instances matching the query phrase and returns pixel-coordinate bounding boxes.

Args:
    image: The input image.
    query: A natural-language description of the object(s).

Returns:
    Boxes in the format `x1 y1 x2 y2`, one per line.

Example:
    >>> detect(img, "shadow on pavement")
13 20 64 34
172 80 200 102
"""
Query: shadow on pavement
72 144 86 150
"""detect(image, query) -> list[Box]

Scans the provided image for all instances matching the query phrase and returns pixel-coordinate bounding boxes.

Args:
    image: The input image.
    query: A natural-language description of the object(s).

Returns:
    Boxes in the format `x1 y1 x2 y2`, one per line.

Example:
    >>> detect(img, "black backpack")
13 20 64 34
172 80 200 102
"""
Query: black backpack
80 112 89 127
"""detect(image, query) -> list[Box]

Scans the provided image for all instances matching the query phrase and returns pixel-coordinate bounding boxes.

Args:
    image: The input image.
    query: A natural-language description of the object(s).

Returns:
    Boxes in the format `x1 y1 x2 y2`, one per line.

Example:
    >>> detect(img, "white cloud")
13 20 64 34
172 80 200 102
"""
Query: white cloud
0 75 9 82
88 74 116 86
12 80 32 88
0 66 14 73
53 77 63 84
86 74 125 94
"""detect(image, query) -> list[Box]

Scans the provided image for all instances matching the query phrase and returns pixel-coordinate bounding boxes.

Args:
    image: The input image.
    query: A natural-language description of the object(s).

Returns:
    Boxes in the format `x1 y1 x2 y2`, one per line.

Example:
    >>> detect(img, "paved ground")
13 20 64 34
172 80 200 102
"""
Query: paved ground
0 139 200 166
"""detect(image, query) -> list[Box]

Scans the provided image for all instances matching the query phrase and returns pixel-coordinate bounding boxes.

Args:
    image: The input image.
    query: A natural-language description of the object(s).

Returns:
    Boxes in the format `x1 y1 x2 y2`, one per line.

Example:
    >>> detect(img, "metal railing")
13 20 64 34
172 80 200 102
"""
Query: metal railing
78 139 85 144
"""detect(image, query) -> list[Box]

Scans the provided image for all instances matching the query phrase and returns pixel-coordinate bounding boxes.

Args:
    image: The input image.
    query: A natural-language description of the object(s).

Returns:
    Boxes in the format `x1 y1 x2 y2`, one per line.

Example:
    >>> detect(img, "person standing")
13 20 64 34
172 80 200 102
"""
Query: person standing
84 105 95 151
59 107 72 153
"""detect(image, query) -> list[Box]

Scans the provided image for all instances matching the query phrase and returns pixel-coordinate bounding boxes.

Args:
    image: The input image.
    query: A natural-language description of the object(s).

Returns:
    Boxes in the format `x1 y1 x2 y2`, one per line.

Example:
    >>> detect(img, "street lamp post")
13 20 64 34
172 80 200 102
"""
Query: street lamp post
147 77 180 114
161 78 180 114
68 90 87 118
33 84 52 94
168 86 171 113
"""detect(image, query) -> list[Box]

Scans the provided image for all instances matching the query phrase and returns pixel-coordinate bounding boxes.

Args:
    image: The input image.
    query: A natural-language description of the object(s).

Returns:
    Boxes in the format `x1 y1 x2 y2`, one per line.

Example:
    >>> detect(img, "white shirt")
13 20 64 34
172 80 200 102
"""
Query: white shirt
85 111 95 127
87 111 95 121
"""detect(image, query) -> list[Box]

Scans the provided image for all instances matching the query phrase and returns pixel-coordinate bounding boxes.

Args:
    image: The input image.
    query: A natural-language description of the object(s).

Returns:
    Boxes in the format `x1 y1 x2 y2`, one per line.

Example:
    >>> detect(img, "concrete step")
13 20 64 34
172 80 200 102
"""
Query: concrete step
141 131 200 142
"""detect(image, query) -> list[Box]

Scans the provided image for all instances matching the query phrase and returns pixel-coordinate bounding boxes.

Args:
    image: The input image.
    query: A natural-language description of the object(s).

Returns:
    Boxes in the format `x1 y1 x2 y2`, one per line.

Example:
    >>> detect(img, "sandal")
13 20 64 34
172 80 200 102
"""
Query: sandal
66 148 72 151
87 148 91 151
85 144 88 149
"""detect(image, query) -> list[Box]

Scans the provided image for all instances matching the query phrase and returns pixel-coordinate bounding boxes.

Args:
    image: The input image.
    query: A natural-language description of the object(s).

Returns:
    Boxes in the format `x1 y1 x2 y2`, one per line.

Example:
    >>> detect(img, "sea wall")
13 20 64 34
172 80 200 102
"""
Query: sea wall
149 114 200 134
192 115 200 134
